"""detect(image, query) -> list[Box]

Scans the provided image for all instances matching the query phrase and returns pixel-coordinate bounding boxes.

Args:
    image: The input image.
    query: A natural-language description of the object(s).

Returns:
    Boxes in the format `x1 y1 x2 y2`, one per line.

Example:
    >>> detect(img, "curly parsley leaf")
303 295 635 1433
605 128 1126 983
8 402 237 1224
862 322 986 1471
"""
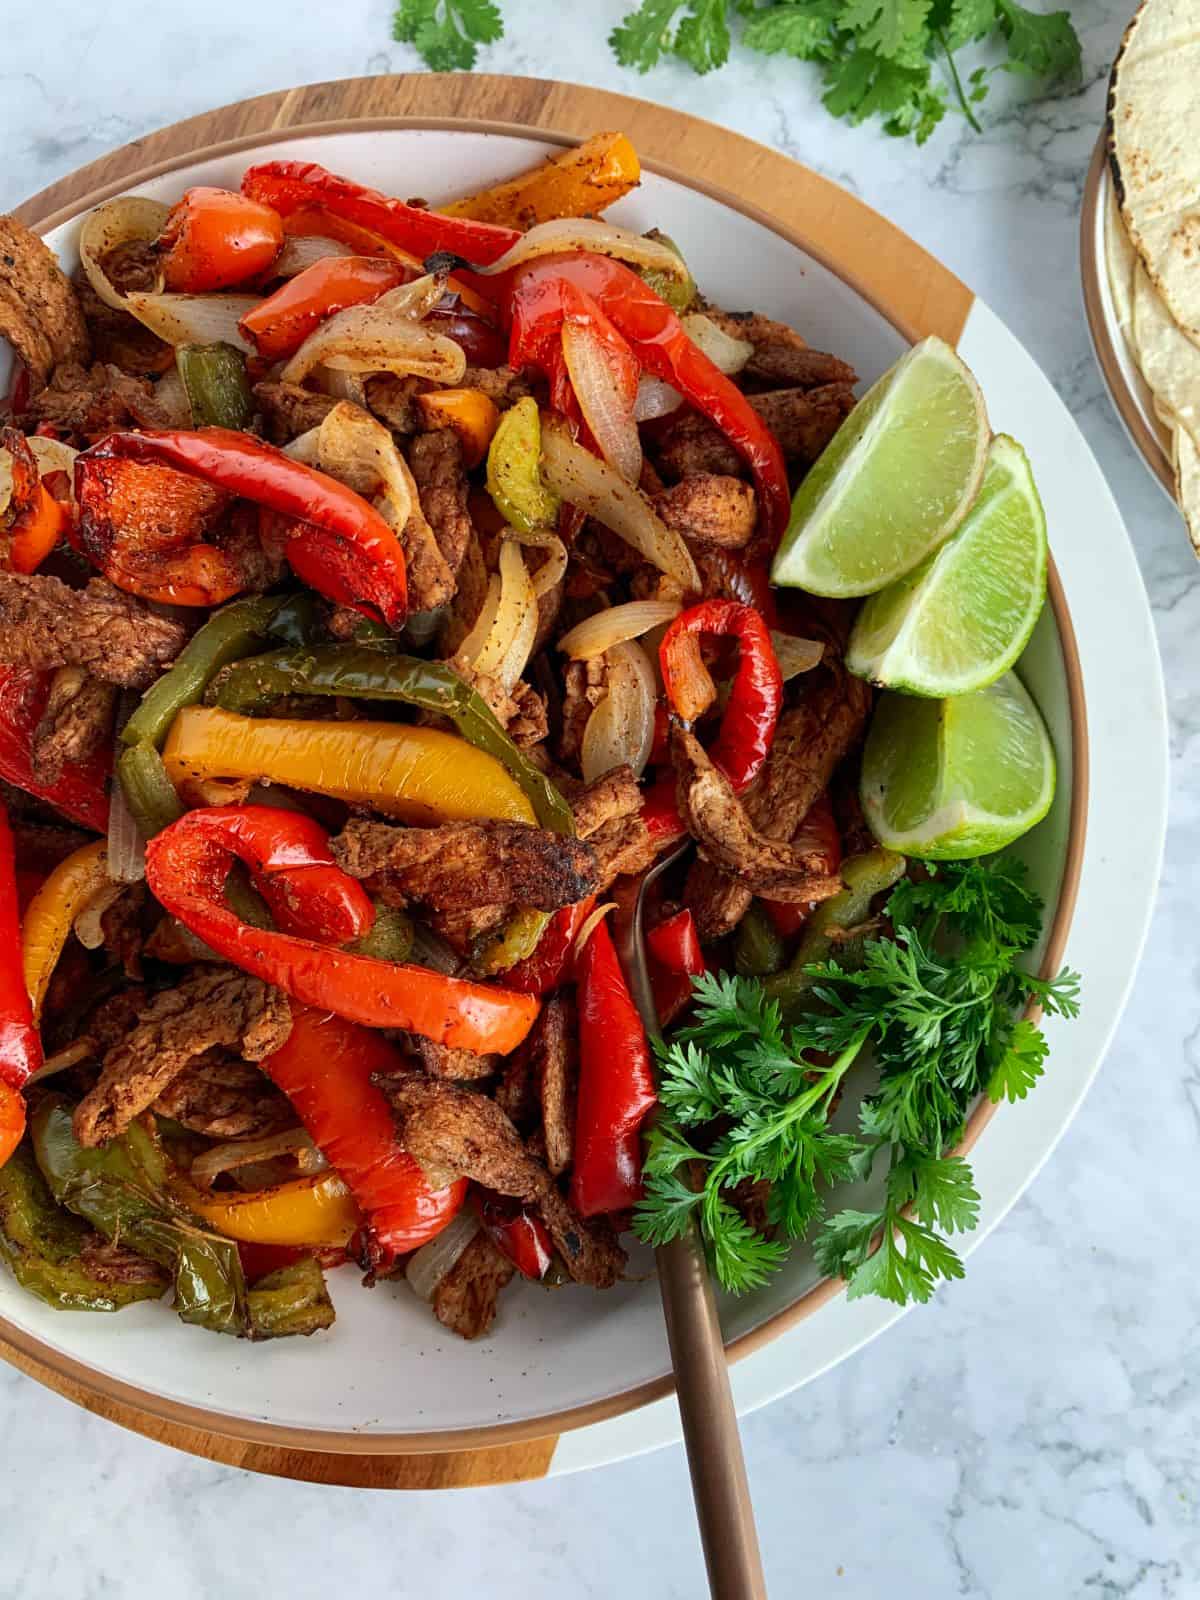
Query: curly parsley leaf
392 0 504 71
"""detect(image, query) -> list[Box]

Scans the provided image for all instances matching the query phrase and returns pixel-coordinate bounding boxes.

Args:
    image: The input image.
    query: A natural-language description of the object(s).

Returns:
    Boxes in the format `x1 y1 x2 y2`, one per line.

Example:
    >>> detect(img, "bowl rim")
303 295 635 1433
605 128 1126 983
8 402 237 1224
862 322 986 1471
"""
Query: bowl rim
0 111 1089 1458
1079 132 1175 499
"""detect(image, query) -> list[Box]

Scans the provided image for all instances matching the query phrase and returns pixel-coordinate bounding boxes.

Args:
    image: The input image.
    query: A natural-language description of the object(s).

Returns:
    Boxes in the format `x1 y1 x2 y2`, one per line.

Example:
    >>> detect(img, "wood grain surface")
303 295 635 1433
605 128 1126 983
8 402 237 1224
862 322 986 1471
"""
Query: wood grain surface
0 71 985 1490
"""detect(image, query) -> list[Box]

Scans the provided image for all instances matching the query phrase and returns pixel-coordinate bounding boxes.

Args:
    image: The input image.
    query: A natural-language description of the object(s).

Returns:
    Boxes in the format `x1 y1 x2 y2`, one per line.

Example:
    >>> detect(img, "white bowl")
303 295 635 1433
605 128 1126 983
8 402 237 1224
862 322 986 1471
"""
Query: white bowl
0 119 1101 1465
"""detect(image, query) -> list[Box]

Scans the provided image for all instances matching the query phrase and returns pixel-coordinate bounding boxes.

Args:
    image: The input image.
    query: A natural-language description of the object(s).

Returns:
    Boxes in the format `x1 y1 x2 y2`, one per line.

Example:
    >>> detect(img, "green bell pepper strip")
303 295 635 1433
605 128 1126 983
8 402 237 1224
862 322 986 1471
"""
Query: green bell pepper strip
0 1142 168 1312
245 1255 335 1339
117 742 185 841
346 901 414 964
486 396 560 534
31 1096 252 1336
734 902 787 978
123 595 288 752
176 343 254 431
763 849 907 1014
211 645 576 837
639 231 696 314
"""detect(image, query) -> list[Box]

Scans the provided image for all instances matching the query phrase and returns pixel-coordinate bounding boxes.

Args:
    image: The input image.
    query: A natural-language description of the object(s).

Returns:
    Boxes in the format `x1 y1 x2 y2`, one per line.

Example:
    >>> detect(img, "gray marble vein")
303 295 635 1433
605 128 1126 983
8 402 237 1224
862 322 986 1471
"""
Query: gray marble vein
0 1 1196 1595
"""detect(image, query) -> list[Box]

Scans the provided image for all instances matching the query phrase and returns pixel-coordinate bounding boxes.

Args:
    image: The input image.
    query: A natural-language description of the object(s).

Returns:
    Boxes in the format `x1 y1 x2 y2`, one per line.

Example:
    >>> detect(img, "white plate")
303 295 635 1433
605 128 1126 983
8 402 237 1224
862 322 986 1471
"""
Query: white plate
0 126 1167 1475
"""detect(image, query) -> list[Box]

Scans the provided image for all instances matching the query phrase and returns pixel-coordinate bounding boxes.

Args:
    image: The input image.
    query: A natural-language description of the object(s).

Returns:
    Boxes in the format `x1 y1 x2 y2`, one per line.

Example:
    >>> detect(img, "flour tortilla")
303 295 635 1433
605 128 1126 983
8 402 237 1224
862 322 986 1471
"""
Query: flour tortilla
1172 418 1200 553
1132 261 1200 448
1104 185 1137 335
1109 0 1200 346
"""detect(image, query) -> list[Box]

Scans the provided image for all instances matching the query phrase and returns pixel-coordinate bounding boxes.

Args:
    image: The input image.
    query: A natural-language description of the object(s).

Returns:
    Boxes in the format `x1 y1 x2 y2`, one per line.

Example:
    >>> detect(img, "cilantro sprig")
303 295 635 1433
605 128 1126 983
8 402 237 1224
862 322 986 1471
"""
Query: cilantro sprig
633 855 1080 1306
390 0 1081 146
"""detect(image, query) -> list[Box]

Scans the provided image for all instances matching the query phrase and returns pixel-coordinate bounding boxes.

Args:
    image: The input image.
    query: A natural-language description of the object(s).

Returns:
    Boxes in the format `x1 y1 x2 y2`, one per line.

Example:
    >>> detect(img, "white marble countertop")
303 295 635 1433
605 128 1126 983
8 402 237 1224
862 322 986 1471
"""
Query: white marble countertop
1 2 1195 1595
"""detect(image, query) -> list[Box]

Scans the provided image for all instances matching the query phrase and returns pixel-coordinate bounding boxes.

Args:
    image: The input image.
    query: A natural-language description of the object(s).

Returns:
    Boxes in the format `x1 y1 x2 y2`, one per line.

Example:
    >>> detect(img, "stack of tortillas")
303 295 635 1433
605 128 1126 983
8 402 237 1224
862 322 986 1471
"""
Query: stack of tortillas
1107 0 1200 551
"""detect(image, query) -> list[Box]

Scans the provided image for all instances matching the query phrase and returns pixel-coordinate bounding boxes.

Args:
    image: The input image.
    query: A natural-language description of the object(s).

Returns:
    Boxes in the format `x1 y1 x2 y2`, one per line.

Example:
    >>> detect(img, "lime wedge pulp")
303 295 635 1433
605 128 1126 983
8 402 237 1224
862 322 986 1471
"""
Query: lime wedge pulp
860 673 1056 860
771 335 990 598
846 435 1048 697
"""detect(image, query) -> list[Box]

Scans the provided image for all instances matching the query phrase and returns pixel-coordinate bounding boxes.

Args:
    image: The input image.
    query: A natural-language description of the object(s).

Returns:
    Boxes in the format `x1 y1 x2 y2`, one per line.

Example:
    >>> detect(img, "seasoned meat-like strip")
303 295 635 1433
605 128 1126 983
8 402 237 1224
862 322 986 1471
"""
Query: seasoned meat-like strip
0 573 187 688
400 493 456 615
564 763 664 891
364 373 428 434
332 817 598 915
99 882 149 980
654 473 757 549
685 658 871 941
73 971 293 1147
558 657 608 767
0 215 90 385
153 1055 296 1140
402 1033 498 1082
432 1230 514 1340
21 362 171 443
30 669 116 786
74 273 173 377
376 1074 625 1288
252 380 338 444
531 992 576 1177
672 726 844 902
460 365 533 409
569 766 642 838
704 309 857 389
654 386 854 480
408 429 473 581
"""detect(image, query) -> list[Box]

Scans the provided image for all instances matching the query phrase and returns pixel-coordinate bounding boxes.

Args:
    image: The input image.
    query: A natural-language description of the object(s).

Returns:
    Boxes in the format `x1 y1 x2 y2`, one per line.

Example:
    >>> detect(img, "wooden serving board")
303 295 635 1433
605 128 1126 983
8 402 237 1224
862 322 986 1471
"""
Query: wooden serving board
5 73 975 1490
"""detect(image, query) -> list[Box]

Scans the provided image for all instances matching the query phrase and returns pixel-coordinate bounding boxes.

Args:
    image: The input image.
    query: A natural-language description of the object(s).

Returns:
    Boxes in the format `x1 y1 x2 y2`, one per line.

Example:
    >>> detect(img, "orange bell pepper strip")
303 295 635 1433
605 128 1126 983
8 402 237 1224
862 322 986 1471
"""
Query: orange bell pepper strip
184 1171 362 1248
0 805 41 1098
0 1082 24 1169
21 839 109 1021
238 255 406 362
9 482 68 574
415 387 501 469
162 707 537 825
144 807 538 1055
158 186 284 292
442 132 641 228
262 1006 467 1268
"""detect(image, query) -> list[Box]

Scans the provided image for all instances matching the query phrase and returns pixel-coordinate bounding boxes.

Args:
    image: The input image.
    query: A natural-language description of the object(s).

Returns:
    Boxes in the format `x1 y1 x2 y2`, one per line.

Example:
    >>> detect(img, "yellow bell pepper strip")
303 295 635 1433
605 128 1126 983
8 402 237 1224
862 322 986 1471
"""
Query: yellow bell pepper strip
181 1171 361 1248
163 706 537 825
21 840 109 1021
415 388 501 469
442 132 641 227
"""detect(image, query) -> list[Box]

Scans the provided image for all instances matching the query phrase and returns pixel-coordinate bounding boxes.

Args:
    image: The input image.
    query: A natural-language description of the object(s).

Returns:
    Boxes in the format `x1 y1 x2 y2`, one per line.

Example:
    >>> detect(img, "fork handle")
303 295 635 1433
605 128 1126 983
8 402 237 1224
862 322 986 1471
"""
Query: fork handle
657 1225 768 1599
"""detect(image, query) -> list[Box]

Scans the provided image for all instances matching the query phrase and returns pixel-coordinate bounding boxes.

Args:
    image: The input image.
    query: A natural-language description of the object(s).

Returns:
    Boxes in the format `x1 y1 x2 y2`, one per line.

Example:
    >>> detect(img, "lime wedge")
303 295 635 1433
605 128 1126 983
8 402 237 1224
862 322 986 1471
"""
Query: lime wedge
771 336 989 598
846 435 1047 696
860 673 1055 860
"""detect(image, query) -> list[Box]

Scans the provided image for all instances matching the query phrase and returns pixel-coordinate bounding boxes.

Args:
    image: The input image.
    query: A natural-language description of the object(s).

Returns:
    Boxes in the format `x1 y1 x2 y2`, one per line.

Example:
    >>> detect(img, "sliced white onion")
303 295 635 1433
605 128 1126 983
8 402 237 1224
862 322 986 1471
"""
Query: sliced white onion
507 527 568 599
106 774 146 884
682 312 754 374
557 599 682 660
311 365 368 407
770 631 824 682
190 1128 319 1189
0 450 12 519
152 364 192 427
456 574 501 666
473 218 690 288
581 641 657 783
561 319 642 484
282 277 463 387
125 291 262 353
72 881 127 950
540 421 699 592
274 234 354 277
472 539 537 691
633 376 683 423
79 196 168 311
406 1210 481 1301
24 1038 97 1086
27 435 80 480
573 901 618 958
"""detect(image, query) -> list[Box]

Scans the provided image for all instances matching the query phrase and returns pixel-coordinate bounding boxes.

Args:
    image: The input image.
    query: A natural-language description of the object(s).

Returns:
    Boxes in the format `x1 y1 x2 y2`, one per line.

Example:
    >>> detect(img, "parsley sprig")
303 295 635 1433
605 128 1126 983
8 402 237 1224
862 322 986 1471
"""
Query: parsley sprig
633 855 1080 1306
391 1 1081 146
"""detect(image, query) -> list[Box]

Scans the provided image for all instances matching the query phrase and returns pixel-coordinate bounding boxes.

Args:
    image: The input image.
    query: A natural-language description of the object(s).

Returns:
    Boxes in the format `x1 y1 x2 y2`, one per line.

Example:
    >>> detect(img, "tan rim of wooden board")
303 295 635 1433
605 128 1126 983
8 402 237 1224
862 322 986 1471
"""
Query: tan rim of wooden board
1078 134 1174 498
4 74 1087 1488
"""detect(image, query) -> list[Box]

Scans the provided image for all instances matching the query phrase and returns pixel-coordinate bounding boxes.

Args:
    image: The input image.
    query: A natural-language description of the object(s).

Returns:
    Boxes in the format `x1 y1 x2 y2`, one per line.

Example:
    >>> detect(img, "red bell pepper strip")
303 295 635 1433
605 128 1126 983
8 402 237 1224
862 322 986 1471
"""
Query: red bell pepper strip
241 161 520 277
158 187 284 293
0 668 110 832
0 805 41 1093
505 895 596 996
75 429 408 627
238 255 406 362
762 792 842 938
207 807 374 944
645 908 705 977
642 600 783 844
262 1005 466 1270
570 917 657 1218
473 1189 554 1280
144 807 538 1055
507 255 790 540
